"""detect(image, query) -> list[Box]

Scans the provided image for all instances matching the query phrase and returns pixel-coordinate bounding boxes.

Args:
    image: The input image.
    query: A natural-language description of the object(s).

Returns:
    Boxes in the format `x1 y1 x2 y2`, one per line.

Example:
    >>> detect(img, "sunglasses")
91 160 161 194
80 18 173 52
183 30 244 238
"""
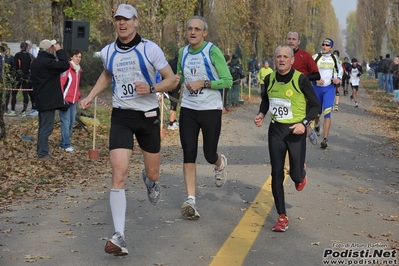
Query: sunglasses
322 43 331 47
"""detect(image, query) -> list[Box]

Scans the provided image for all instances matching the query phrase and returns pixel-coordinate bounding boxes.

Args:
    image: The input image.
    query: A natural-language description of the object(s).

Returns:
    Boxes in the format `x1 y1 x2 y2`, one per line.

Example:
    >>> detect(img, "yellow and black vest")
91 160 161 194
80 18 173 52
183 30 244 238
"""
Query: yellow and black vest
266 70 306 124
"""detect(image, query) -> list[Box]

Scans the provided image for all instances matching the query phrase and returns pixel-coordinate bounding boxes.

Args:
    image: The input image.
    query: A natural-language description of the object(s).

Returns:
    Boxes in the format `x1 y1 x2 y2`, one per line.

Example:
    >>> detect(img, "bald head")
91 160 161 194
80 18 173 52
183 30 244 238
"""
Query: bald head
286 31 301 51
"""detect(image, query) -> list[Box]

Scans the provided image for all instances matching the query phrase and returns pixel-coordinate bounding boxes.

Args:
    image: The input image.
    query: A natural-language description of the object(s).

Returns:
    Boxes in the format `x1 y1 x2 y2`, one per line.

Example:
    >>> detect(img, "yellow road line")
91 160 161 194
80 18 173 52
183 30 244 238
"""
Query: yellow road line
209 176 274 266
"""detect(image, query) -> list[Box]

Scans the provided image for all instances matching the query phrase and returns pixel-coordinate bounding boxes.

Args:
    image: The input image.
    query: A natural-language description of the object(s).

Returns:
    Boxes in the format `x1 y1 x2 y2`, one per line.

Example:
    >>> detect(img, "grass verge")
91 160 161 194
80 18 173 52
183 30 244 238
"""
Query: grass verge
359 79 399 156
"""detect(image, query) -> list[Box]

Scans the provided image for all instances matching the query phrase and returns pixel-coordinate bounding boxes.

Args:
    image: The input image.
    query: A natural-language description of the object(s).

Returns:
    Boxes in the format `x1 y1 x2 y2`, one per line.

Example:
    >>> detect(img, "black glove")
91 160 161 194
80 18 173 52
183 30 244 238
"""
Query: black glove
357 73 361 77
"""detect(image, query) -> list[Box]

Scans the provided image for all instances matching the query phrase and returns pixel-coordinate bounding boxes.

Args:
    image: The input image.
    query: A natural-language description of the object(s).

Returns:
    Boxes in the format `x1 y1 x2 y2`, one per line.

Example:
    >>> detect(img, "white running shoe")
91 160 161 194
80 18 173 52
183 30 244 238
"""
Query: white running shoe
214 154 227 187
5 110 16 116
29 109 39 116
65 146 74 152
104 231 128 256
142 169 161 205
180 198 200 220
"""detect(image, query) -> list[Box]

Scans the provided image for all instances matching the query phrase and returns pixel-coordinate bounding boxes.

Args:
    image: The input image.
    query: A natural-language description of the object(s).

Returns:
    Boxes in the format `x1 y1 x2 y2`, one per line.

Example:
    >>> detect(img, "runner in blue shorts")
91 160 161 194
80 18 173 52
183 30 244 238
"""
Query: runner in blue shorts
312 38 343 149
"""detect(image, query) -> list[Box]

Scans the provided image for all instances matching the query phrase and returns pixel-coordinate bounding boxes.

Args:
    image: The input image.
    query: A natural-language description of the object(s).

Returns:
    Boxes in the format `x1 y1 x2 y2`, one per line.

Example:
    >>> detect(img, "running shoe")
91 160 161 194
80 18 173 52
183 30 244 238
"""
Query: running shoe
308 129 318 145
314 125 320 136
5 110 16 116
295 177 307 191
320 138 328 149
180 198 200 220
65 146 74 152
59 146 74 152
334 105 339 112
272 214 289 232
214 154 227 187
29 109 39 116
21 111 26 117
142 169 161 205
104 231 128 256
355 102 358 108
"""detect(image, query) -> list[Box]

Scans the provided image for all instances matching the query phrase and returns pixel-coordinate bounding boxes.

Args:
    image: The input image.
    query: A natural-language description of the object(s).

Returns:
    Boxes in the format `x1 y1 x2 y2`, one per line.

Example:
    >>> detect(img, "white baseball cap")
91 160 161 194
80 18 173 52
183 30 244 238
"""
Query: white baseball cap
39 39 57 50
114 4 138 19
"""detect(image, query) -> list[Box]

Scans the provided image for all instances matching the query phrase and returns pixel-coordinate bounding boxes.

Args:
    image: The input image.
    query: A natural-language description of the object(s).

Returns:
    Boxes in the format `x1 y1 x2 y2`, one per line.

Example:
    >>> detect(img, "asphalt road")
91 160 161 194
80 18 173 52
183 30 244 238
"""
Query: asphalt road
0 90 398 266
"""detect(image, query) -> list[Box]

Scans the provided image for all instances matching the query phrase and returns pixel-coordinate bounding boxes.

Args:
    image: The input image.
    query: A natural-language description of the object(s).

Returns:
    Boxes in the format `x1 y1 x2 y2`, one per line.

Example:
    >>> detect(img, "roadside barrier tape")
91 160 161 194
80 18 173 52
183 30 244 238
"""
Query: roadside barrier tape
3 88 33 91
97 97 113 112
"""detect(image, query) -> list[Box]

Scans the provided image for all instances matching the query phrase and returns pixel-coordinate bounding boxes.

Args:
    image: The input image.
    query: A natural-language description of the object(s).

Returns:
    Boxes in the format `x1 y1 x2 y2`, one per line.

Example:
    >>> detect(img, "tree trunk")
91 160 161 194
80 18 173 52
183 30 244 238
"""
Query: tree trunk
195 0 204 16
0 56 5 140
52 1 64 45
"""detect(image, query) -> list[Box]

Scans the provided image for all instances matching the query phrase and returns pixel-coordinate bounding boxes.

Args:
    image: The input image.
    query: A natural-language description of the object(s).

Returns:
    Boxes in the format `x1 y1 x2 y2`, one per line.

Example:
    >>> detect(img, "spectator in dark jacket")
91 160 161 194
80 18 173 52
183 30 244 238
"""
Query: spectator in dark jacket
376 55 384 91
382 54 393 93
31 39 70 160
10 42 34 116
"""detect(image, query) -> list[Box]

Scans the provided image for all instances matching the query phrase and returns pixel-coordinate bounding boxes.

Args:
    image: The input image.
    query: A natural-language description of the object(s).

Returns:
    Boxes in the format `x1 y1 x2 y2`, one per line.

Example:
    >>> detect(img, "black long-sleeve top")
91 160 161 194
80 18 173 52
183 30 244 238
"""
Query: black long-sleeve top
258 68 320 123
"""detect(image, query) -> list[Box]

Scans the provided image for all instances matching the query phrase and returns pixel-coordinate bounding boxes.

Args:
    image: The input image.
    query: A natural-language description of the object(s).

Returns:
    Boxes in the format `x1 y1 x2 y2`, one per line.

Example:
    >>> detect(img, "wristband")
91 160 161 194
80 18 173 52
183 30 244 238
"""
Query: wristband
204 80 211 88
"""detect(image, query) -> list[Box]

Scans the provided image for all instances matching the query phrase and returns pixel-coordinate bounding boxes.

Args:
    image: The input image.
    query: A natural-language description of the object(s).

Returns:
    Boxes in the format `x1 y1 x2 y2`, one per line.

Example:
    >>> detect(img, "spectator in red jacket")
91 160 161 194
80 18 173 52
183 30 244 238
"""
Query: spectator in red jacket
59 50 83 152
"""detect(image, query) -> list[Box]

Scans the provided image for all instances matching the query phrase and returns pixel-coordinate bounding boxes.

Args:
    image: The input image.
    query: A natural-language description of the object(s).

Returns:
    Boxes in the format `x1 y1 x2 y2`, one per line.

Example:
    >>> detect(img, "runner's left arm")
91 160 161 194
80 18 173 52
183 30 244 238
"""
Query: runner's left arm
209 46 233 89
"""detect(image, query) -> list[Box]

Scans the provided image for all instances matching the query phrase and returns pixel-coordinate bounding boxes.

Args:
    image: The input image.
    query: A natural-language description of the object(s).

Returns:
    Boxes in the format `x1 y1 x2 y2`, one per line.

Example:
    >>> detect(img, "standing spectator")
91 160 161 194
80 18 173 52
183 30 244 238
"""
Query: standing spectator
368 58 377 79
248 54 259 87
228 53 244 106
167 51 182 130
257 60 273 96
25 40 39 116
254 44 320 232
177 15 232 220
80 4 178 256
372 58 378 79
390 57 399 101
7 42 33 116
31 39 70 160
285 31 320 145
362 60 367 70
376 55 385 91
25 40 38 58
59 50 83 152
382 54 393 94
348 58 363 107
312 38 343 149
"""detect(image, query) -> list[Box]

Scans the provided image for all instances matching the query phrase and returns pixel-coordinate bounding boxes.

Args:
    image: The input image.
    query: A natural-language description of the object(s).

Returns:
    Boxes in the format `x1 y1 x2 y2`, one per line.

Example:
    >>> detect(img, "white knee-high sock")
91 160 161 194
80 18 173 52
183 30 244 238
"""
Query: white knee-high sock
110 189 126 235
